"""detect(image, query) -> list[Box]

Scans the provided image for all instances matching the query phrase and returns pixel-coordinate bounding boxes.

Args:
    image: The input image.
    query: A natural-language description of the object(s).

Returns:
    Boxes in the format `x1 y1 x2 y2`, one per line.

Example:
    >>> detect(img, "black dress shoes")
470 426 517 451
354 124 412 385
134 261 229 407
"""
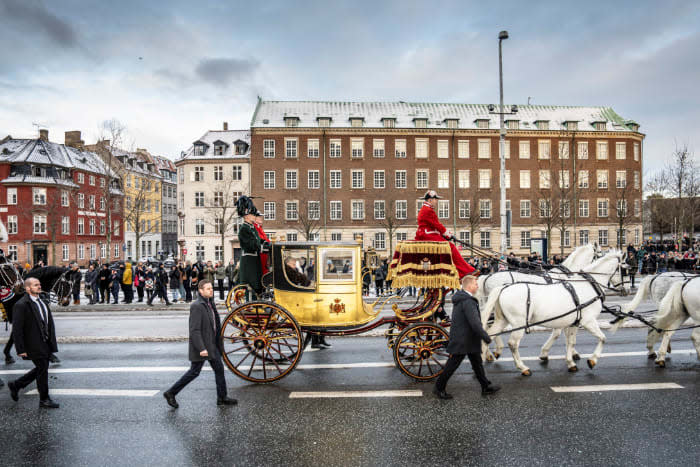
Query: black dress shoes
482 384 501 395
4 354 14 364
217 397 238 406
319 337 332 348
39 399 60 409
49 354 61 363
8 381 18 401
433 387 453 400
163 391 178 408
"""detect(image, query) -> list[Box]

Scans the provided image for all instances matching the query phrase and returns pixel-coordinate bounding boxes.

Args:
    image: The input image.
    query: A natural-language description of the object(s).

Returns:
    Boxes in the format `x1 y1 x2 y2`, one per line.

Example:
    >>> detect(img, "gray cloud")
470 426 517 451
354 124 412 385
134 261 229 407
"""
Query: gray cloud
195 57 260 87
1 0 77 48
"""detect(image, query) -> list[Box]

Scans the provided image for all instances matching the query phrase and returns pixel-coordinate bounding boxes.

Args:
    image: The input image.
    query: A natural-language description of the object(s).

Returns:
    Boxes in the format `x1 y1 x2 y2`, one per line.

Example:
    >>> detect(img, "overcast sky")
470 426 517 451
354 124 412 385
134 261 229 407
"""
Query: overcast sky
1 0 698 175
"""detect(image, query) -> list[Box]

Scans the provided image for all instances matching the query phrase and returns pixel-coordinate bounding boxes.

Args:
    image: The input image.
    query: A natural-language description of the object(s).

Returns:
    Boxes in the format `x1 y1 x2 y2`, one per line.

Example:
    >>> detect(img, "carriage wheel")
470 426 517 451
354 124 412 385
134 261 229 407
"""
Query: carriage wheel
220 301 303 383
225 285 250 311
393 323 449 381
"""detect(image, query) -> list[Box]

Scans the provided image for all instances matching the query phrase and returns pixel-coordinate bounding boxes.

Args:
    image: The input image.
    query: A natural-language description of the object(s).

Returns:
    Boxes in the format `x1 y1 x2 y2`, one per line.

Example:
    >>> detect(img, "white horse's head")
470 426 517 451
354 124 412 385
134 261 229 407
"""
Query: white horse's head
561 244 596 270
584 249 625 291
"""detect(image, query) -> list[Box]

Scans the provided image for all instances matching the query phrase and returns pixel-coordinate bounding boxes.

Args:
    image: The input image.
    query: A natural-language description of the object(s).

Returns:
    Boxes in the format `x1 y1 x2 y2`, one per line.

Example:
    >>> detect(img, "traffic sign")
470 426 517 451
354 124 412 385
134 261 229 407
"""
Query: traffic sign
183 249 188 254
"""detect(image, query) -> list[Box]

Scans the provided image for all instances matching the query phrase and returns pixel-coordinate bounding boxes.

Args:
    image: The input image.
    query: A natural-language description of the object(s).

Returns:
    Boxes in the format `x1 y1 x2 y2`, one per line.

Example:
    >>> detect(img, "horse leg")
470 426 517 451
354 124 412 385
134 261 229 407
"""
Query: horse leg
493 335 504 359
655 317 685 367
484 318 507 361
539 328 561 362
564 327 578 371
507 329 530 376
691 328 700 360
646 329 659 359
580 320 606 369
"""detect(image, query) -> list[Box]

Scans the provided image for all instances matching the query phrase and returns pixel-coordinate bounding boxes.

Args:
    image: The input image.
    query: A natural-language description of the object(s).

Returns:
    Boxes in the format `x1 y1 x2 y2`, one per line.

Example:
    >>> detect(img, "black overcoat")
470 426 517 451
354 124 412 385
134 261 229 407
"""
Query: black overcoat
188 297 223 362
446 290 491 355
12 293 58 359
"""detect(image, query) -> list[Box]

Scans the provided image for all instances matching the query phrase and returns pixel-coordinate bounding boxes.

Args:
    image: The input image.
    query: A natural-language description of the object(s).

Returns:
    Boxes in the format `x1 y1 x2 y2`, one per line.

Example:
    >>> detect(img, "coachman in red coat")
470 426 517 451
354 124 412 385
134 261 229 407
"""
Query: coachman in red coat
254 212 270 276
415 191 475 279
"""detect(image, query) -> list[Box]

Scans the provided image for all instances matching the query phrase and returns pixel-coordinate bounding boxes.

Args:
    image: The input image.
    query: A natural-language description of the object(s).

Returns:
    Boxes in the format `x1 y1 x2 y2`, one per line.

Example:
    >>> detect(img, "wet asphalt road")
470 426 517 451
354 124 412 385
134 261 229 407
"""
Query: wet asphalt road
0 329 698 467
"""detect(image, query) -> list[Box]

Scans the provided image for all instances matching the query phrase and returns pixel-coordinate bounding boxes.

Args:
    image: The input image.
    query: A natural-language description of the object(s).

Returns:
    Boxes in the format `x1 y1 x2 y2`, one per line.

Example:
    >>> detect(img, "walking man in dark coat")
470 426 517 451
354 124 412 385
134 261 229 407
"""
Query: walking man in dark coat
163 280 237 408
434 275 500 399
7 277 60 408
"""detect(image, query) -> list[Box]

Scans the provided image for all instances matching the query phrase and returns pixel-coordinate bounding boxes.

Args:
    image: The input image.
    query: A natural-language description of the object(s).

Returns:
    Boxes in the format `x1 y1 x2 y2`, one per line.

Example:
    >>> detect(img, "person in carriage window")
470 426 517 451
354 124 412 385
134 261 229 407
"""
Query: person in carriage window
415 190 475 279
285 257 310 287
326 260 337 273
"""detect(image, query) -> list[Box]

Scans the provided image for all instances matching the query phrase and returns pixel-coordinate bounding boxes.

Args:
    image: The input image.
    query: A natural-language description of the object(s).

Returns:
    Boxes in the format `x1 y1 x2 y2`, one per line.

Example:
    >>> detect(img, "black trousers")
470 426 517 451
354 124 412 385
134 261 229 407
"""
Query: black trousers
184 282 192 302
99 284 109 302
167 357 227 400
13 357 50 400
3 333 14 356
136 285 144 302
148 286 170 305
217 279 225 300
435 353 491 392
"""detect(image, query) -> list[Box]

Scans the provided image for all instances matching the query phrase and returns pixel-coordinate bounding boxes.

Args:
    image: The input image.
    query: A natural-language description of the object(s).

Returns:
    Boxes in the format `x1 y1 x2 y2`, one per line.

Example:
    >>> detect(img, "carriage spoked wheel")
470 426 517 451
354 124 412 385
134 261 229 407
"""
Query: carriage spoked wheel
225 285 250 311
393 323 450 381
220 301 303 383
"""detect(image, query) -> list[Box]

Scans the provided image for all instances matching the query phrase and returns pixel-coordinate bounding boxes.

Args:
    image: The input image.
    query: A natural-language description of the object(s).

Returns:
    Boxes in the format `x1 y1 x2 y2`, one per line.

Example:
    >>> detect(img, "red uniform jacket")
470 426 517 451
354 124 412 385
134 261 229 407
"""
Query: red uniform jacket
254 223 270 275
415 202 447 241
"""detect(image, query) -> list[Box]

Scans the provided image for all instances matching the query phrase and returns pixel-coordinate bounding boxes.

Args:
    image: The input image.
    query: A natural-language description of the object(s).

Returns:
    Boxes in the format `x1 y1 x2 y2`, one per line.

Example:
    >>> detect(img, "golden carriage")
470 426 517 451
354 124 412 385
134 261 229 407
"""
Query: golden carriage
220 240 459 383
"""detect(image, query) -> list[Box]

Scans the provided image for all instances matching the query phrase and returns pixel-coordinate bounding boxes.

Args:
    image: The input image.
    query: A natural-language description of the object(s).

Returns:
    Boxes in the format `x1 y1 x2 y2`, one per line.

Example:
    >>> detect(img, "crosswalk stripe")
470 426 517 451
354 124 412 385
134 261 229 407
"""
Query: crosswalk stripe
290 390 423 399
23 389 159 397
550 383 684 392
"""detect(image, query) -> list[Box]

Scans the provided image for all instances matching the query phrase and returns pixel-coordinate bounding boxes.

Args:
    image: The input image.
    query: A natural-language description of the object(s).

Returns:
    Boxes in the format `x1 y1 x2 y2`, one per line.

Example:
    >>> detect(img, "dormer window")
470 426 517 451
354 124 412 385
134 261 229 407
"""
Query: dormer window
317 117 331 127
445 119 459 129
593 121 606 131
535 120 549 130
564 121 578 131
349 117 364 128
235 141 248 155
626 121 639 132
413 118 428 129
506 120 519 130
214 145 224 155
382 118 396 128
284 116 300 127
475 119 489 129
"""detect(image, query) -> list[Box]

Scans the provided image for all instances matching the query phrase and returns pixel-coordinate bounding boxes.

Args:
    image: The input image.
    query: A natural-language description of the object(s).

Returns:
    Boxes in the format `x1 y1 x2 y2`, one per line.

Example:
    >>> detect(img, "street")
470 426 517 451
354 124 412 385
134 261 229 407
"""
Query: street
1 328 698 466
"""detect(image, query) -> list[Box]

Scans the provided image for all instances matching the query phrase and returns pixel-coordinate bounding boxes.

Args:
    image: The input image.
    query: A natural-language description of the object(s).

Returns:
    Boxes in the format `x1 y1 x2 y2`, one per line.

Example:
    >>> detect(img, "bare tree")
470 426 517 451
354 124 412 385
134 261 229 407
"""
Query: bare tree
376 199 409 255
464 195 481 255
535 166 559 258
610 180 638 248
204 176 249 257
291 194 322 241
123 177 158 259
23 188 78 265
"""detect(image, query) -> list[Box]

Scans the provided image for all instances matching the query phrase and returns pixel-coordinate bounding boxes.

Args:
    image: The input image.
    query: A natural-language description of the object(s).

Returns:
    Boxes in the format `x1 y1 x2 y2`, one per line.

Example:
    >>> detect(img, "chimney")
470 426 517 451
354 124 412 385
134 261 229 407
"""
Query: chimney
39 129 49 141
65 130 84 149
223 122 228 131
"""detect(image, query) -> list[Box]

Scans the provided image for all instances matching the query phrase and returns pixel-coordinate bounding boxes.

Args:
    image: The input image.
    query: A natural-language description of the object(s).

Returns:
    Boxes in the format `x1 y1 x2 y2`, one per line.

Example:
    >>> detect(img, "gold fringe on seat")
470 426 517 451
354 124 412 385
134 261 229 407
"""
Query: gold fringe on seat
386 241 460 289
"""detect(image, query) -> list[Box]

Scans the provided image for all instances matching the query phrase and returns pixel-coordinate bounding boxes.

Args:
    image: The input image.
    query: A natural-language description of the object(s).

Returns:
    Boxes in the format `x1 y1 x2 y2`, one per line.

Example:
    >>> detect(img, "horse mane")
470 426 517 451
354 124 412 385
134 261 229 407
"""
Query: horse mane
581 249 621 272
561 244 595 269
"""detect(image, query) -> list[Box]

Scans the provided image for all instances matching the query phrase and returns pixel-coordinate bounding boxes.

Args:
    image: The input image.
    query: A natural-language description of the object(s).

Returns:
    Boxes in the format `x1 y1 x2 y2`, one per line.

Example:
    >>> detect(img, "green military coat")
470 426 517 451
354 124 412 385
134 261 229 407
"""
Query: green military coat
238 221 262 293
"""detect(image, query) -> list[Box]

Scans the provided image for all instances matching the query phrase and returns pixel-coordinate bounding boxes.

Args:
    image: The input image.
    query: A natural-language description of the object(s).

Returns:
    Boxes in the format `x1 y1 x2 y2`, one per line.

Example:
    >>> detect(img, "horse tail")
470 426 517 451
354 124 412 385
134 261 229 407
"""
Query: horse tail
655 282 684 329
622 275 652 314
482 284 506 330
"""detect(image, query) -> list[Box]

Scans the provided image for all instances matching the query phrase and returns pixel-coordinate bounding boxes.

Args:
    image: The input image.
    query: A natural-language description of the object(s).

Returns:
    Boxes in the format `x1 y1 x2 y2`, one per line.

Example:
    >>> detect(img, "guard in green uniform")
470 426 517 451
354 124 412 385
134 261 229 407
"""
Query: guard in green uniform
236 196 263 299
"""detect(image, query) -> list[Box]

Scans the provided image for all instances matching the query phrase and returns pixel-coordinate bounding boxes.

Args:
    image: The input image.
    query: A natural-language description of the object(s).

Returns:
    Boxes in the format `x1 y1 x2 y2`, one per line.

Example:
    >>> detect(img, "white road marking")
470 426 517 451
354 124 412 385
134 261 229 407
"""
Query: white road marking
289 390 423 399
24 389 159 397
550 383 684 393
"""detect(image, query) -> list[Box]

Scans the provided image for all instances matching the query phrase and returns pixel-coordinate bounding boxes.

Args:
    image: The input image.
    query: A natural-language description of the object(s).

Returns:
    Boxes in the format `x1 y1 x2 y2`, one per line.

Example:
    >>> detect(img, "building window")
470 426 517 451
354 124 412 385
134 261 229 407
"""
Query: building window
558 141 570 159
598 229 609 246
374 232 386 250
617 200 628 217
285 170 298 189
61 216 70 234
416 170 428 190
539 200 552 218
634 171 640 190
33 187 46 205
330 201 342 220
476 120 489 129
374 200 385 220
478 169 491 189
178 218 184 235
374 170 385 189
264 171 275 189
438 200 449 219
596 141 608 160
373 139 385 158
616 142 626 160
285 139 298 159
519 141 530 159
284 117 299 127
520 200 531 218
437 140 449 159
577 141 588 159
330 170 342 189
214 246 223 262
351 170 364 189
286 201 298 220
597 170 608 189
520 231 531 248
560 200 571 218
330 139 341 158
579 170 589 188
61 244 69 261
351 139 364 158
458 170 470 189
77 244 84 260
536 121 550 130
6 188 17 205
77 173 84 184
351 200 364 220
504 170 511 189
194 192 204 207
518 170 530 189
538 140 551 159
395 170 407 189
539 170 551 189
7 215 17 234
559 170 570 189
395 139 407 158
415 139 428 158
263 202 275 220
396 232 408 242
193 166 204 182
213 166 223 181
458 231 470 246
634 199 641 217
331 232 342 241
213 191 224 207
284 232 297 242
579 200 589 218
457 140 470 159
195 245 205 260
562 230 571 247
77 218 84 235
195 218 205 235
616 170 627 188
307 139 319 158
480 231 491 248
383 119 395 128
597 199 609 217
308 170 320 189
395 200 407 219
318 118 331 127
458 200 470 219
478 139 490 159
438 170 449 189
634 143 640 162
479 200 491 219
33 215 47 234
59 190 69 207
350 118 364 128
308 201 321 220
506 120 519 130
263 139 275 158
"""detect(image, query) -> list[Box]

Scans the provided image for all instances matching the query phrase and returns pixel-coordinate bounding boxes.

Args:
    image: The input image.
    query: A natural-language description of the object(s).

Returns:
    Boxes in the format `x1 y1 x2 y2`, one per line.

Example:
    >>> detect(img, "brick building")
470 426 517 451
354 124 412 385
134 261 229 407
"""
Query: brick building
0 130 125 266
250 100 644 258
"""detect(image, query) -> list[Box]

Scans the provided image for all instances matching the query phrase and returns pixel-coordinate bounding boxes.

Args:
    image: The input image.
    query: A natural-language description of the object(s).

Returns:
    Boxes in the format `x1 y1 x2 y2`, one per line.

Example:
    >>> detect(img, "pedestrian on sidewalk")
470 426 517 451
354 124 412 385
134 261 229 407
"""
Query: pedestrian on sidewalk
98 264 111 304
169 265 181 303
68 262 82 305
204 261 215 284
215 262 226 300
189 263 199 300
374 263 386 295
225 260 236 293
120 263 134 304
183 261 192 302
7 277 60 408
144 266 155 302
162 280 237 409
148 264 171 306
177 262 186 302
434 274 499 400
109 268 120 304
134 263 145 302
84 264 98 305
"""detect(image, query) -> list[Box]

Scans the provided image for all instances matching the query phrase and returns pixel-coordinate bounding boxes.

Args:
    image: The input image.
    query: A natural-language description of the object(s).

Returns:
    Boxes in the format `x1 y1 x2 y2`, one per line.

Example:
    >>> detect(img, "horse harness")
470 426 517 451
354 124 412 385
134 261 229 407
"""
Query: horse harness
648 271 698 292
679 276 698 315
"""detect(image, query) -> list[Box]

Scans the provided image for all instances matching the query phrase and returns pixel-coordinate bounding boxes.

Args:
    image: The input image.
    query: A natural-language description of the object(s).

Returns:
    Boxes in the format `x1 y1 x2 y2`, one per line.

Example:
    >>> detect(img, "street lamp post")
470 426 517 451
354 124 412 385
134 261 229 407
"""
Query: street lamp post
489 30 517 256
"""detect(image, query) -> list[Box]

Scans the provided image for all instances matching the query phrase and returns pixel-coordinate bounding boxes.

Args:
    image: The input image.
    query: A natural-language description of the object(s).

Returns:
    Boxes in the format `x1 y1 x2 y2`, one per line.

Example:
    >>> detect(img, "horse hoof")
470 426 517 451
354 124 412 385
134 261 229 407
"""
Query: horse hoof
539 356 549 362
655 360 666 368
521 369 531 376
573 353 581 361
485 355 494 363
667 344 671 354
568 365 578 372
587 359 596 369
648 352 656 359
493 352 501 360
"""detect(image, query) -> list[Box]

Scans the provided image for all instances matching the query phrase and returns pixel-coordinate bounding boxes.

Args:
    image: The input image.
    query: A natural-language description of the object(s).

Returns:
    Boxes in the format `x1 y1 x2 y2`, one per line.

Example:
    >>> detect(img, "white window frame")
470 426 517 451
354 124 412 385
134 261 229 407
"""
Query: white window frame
264 202 276 220
351 138 364 158
285 138 298 158
263 139 275 158
330 170 342 189
351 170 364 189
307 139 319 158
519 140 530 159
308 170 320 189
416 170 428 190
330 139 342 158
597 170 608 189
458 140 469 158
264 171 275 189
374 200 385 220
330 201 342 220
285 201 299 221
351 200 364 220
437 140 449 159
478 169 491 189
458 170 470 189
479 199 491 219
478 139 490 159
538 140 551 159
458 200 470 219
395 139 406 158
615 142 626 160
438 200 449 219
415 139 428 159
6 188 17 205
373 170 385 189
437 170 449 189
520 200 531 218
579 200 589 218
596 141 608 160
395 170 407 189
395 200 407 219
373 139 385 158
285 169 298 190
519 170 531 189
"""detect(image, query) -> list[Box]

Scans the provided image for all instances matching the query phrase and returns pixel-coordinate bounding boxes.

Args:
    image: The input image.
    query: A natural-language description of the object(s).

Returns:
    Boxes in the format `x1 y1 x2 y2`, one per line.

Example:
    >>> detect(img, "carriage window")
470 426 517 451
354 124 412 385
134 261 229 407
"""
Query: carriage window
282 248 315 289
321 249 354 281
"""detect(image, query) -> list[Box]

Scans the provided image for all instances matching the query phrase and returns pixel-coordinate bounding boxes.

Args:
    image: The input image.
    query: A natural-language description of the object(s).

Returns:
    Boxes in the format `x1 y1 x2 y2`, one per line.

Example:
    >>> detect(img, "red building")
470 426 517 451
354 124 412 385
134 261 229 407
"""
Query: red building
0 130 125 267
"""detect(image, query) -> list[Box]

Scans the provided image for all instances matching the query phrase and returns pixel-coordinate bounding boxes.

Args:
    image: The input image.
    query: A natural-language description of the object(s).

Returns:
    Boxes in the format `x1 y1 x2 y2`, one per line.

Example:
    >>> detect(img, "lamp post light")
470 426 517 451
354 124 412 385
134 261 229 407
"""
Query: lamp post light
489 30 517 256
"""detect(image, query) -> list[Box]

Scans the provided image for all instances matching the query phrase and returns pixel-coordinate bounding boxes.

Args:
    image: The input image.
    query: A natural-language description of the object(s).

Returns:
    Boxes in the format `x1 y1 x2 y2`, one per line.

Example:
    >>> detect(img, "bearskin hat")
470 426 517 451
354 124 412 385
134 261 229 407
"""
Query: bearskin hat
236 195 256 217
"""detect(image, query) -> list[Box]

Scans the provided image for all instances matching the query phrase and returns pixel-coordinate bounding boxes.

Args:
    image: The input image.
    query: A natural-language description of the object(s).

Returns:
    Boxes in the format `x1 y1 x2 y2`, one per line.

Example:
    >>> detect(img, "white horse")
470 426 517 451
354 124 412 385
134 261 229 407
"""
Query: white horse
0 219 7 243
647 277 700 367
482 250 624 375
476 244 597 361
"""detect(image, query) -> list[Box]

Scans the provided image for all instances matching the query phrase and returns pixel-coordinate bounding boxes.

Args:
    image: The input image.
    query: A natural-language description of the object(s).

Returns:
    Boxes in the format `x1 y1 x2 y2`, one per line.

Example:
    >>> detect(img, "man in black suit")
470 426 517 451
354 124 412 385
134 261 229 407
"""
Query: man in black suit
163 280 237 408
434 275 500 399
7 277 59 408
